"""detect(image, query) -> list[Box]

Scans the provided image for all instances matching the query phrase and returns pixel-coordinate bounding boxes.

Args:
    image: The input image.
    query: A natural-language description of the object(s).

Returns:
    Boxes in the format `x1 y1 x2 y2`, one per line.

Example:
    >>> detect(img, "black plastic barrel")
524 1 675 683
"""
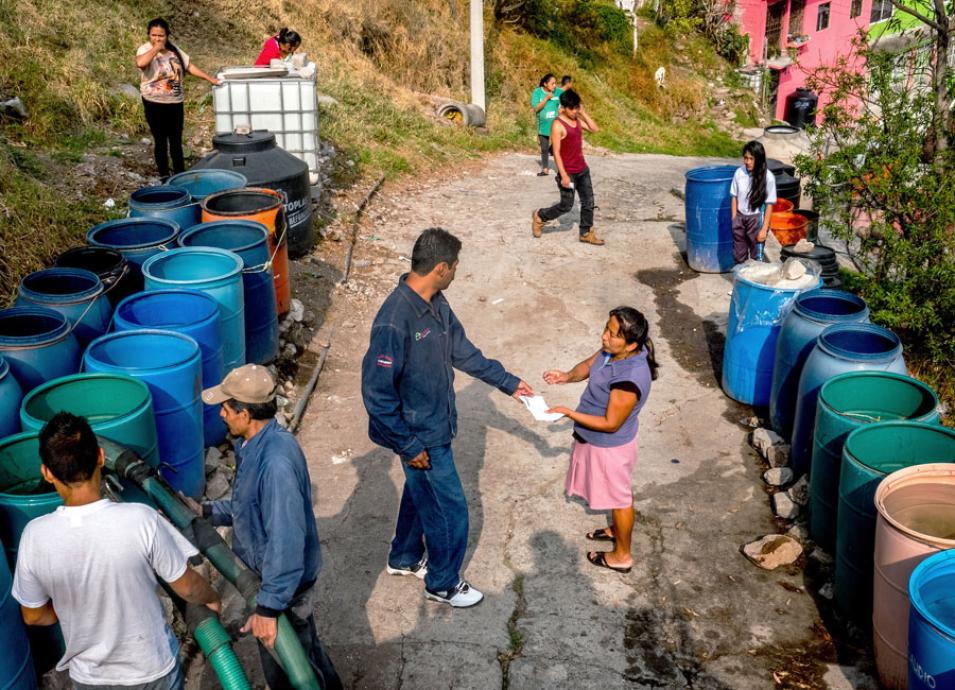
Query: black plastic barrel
54 246 134 306
782 243 839 286
794 209 819 242
786 88 818 129
775 172 801 208
767 158 796 178
193 131 313 258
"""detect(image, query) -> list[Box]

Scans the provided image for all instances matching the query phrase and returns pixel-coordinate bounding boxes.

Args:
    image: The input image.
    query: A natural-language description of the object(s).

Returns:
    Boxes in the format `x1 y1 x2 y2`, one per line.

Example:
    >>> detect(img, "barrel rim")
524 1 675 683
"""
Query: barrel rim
0 354 8 380
844 420 955 474
141 246 244 285
129 185 193 208
817 322 902 362
87 217 180 250
84 329 201 372
793 289 868 323
684 164 737 182
0 306 72 348
167 169 248 200
19 267 104 306
178 220 270 255
875 463 955 549
909 548 955 639
20 372 153 428
200 186 284 216
113 288 220 331
819 371 939 421
732 267 822 293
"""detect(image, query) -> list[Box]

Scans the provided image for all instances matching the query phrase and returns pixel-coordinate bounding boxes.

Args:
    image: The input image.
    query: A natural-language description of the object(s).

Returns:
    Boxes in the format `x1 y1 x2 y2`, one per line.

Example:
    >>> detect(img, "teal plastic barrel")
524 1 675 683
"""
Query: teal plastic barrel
809 372 939 551
0 534 37 690
834 422 955 622
908 549 955 689
142 247 246 371
167 169 247 201
19 373 160 469
0 432 62 566
0 355 24 439
83 330 205 497
128 185 201 231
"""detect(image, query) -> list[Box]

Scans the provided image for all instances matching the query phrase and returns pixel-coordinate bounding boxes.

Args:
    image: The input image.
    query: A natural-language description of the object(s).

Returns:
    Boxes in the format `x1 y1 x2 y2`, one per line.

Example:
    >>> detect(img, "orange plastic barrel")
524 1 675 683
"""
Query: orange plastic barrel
774 198 794 213
872 464 955 690
770 212 809 246
201 188 291 315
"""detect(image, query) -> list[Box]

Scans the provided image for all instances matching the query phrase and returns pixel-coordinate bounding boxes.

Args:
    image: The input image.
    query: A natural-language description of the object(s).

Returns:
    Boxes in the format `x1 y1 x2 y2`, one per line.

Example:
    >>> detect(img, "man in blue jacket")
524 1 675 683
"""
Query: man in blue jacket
361 227 533 608
200 364 342 690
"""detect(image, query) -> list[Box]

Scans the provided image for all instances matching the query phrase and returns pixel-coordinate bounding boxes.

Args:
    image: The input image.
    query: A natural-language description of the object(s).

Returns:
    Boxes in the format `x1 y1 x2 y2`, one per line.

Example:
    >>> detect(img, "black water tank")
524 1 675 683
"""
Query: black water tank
786 88 818 129
194 131 313 258
774 172 801 208
767 158 796 177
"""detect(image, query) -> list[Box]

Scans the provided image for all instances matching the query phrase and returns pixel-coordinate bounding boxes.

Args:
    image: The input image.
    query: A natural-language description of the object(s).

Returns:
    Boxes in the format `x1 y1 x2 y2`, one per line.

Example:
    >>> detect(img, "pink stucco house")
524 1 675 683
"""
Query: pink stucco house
735 0 875 122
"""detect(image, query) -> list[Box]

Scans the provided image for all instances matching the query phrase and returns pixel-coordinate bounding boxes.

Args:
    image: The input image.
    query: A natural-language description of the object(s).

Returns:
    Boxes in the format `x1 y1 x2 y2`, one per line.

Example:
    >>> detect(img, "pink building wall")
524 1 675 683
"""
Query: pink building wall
735 0 871 121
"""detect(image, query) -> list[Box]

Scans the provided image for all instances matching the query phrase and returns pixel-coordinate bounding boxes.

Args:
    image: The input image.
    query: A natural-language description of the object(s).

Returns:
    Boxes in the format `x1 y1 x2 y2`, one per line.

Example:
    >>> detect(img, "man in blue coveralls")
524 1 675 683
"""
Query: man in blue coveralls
361 227 533 608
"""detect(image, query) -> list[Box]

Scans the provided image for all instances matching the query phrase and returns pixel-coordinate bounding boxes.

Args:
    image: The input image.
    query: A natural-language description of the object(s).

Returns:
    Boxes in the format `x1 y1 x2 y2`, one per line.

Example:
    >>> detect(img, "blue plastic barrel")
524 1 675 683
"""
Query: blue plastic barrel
142 247 246 371
0 308 81 393
128 185 201 231
112 290 226 447
179 221 279 364
167 169 247 201
83 330 205 497
722 265 820 406
909 549 955 689
769 289 869 440
15 268 112 346
790 323 906 476
684 165 736 273
0 532 36 690
86 217 179 292
0 356 24 440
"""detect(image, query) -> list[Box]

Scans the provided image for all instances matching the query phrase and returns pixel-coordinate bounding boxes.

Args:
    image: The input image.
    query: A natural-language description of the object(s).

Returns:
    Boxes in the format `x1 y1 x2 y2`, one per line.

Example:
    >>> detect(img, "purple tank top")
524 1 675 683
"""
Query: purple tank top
574 350 652 447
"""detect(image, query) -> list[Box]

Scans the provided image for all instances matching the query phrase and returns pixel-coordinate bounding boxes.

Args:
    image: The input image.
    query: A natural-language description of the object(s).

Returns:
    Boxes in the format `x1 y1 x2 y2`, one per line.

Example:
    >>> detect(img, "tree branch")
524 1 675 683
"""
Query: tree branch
888 0 944 33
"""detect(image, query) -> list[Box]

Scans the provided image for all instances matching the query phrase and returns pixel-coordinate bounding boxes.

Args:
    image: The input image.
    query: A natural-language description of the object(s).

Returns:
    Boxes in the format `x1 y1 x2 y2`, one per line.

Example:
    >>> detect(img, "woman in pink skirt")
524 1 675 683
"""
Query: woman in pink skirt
544 307 658 573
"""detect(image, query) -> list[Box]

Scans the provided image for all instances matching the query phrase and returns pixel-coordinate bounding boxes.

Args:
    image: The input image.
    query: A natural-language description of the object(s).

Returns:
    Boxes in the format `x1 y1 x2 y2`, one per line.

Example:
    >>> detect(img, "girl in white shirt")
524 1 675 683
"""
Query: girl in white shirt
730 141 776 263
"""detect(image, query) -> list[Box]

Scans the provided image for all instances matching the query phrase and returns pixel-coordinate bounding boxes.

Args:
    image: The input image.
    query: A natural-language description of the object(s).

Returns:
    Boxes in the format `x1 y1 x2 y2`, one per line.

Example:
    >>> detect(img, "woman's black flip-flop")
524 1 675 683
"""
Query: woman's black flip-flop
586 527 615 542
587 551 632 573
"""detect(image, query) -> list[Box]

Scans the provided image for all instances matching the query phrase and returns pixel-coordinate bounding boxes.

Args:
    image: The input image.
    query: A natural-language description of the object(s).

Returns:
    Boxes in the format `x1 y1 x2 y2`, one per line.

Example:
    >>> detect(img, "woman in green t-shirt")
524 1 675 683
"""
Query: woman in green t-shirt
531 73 563 176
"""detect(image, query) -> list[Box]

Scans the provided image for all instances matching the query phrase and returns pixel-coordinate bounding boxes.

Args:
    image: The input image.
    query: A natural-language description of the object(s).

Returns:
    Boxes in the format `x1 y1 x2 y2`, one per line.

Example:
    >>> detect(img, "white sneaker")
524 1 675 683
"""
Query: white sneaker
386 557 428 579
424 580 484 608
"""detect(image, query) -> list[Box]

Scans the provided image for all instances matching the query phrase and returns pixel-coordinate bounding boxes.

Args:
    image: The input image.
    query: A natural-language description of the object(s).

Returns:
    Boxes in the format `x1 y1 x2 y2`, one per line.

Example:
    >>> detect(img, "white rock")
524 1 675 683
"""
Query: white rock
786 522 811 544
204 470 231 501
103 198 116 209
787 475 810 506
766 443 791 468
289 299 305 322
772 492 800 520
741 534 803 570
283 343 297 359
763 467 794 487
751 428 784 456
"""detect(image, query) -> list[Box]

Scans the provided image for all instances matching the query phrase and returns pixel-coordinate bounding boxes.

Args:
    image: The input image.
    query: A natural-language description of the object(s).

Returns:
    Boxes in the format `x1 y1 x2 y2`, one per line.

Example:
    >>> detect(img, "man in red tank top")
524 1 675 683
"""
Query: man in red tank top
532 89 604 245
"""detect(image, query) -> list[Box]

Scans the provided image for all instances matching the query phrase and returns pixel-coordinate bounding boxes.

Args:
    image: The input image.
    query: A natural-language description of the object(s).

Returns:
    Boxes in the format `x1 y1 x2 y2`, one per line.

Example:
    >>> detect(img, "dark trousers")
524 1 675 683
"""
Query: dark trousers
538 167 594 235
257 587 343 690
732 213 762 263
538 134 550 170
142 98 185 178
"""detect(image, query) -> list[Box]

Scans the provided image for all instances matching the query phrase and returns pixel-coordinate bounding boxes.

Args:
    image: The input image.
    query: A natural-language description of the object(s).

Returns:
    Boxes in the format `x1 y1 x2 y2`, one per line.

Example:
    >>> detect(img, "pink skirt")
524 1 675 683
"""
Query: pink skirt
565 436 638 510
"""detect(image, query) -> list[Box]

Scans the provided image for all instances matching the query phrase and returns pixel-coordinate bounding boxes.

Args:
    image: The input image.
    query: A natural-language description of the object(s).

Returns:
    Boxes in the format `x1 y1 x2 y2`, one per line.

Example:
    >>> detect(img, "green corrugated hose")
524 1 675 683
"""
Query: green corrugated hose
101 438 322 690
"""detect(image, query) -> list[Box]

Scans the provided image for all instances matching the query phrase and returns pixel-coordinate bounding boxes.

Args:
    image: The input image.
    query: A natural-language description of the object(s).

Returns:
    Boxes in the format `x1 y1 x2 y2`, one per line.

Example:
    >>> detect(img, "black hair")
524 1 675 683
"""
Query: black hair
561 75 573 86
559 89 581 109
411 227 462 276
277 28 302 48
742 140 768 211
539 72 556 88
225 398 278 421
39 412 100 484
609 307 660 380
146 17 186 71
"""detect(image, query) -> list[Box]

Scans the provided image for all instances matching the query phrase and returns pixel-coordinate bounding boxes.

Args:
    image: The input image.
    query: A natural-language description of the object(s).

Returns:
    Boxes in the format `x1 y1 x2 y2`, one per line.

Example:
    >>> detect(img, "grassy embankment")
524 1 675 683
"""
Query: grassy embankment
0 0 753 298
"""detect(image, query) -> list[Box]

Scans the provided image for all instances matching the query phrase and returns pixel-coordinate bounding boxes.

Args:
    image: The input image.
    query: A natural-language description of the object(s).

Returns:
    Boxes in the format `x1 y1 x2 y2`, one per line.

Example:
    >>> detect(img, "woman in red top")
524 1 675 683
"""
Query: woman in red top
255 28 302 66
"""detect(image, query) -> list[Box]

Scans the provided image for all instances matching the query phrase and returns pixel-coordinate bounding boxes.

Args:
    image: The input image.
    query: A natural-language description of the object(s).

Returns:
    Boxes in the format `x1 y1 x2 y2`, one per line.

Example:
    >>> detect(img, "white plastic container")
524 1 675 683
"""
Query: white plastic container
214 70 319 182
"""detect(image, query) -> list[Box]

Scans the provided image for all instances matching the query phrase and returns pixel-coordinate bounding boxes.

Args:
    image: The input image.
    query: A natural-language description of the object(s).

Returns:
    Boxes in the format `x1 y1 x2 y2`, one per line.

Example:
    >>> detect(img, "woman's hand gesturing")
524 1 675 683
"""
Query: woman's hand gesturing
543 370 570 385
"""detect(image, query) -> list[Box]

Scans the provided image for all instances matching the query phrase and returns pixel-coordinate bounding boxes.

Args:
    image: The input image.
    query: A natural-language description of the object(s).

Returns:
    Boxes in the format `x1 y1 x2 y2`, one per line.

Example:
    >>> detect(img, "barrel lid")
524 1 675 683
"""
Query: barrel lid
211 131 277 153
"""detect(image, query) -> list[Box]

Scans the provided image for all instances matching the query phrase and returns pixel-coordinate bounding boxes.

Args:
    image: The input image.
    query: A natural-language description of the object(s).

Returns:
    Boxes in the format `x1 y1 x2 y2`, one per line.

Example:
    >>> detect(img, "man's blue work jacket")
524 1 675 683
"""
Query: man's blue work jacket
361 275 519 461
207 418 321 616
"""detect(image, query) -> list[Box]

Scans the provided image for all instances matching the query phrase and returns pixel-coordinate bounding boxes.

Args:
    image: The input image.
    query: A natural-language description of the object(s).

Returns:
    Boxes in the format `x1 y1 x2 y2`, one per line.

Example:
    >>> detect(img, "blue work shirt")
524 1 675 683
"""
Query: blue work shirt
207 419 321 615
361 274 520 460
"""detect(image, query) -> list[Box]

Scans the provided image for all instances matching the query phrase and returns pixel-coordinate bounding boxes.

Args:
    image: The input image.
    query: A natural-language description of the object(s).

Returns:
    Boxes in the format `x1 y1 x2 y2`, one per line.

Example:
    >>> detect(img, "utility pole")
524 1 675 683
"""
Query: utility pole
470 0 486 112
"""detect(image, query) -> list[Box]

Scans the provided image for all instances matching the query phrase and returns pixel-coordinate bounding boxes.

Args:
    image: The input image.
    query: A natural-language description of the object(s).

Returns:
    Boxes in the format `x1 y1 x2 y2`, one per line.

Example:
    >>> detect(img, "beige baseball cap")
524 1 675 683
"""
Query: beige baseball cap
202 364 276 405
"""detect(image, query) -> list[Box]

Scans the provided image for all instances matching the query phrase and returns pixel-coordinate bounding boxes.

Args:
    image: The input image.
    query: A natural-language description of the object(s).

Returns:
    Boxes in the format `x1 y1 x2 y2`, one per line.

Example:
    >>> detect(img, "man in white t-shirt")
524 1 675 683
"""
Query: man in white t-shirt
12 413 221 690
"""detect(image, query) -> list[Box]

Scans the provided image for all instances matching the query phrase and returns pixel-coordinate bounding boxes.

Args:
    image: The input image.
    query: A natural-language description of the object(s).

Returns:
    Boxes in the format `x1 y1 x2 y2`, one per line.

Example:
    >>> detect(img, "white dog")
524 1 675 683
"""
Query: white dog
655 66 666 88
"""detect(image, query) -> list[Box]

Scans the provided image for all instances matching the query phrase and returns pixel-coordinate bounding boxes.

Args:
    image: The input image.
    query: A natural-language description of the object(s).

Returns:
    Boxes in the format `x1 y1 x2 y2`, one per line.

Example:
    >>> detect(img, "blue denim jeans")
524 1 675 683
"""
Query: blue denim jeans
388 444 469 593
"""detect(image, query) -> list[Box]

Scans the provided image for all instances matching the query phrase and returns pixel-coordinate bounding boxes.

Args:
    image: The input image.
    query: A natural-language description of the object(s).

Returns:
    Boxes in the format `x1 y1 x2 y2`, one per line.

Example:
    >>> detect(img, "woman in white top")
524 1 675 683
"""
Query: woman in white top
730 140 776 263
135 18 220 180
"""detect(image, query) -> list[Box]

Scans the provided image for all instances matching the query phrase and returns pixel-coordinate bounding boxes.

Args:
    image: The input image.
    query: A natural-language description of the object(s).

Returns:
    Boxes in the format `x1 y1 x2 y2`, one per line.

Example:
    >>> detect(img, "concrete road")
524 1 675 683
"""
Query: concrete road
283 152 877 689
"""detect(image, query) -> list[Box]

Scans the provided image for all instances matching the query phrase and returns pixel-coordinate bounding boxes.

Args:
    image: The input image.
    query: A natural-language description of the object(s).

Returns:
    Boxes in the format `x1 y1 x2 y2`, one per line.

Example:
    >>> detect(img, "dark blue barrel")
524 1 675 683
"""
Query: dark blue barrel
167 169 247 201
55 246 134 307
86 217 179 292
128 185 201 231
179 221 279 364
112 290 226 447
684 165 736 273
0 308 81 393
0 356 24 439
769 289 869 440
83 330 205 498
15 268 112 346
722 264 820 406
790 324 906 477
909 549 955 689
0 534 37 690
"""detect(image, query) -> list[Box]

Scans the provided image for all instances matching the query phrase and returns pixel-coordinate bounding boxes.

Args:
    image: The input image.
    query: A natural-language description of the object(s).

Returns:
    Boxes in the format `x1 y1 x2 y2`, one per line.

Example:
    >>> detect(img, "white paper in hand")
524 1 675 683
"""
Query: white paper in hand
520 395 565 422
